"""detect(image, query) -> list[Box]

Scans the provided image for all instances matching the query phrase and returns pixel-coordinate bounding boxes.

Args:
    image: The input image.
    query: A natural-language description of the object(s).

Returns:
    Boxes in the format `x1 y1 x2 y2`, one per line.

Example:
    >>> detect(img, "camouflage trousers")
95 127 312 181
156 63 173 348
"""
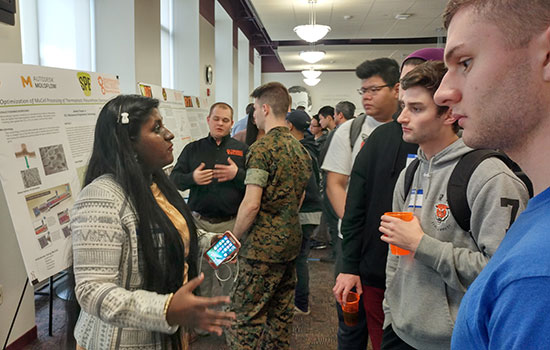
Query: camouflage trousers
226 258 296 350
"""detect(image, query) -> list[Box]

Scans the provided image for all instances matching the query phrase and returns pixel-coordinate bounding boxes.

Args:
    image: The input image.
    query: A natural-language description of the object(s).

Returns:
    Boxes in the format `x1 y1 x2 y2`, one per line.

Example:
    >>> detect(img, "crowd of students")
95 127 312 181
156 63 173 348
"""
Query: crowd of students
67 0 550 349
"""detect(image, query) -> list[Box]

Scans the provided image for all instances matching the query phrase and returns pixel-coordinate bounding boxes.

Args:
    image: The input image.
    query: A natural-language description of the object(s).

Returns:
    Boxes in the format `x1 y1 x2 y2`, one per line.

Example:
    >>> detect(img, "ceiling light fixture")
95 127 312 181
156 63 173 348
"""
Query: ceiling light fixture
303 78 320 86
299 49 326 64
294 0 331 43
302 68 322 79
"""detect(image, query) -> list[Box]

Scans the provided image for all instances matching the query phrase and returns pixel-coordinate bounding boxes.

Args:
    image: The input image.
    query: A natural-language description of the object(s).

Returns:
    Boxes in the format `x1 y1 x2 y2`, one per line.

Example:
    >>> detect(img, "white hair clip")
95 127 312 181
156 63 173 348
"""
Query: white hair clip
119 112 130 124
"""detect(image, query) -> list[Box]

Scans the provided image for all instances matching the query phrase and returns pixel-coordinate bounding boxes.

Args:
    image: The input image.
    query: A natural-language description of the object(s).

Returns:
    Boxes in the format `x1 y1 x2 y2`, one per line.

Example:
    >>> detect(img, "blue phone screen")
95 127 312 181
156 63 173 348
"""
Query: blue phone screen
206 235 237 267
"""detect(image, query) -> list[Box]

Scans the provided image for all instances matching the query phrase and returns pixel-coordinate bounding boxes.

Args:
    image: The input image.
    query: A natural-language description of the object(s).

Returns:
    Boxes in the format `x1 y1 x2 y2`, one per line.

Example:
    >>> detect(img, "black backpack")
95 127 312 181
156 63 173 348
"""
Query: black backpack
403 149 533 232
349 113 366 149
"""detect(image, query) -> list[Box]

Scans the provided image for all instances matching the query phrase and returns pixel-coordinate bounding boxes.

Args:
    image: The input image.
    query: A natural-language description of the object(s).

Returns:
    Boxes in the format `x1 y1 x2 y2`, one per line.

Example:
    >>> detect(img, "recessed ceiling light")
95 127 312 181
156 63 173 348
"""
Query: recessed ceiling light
395 13 412 20
343 15 353 20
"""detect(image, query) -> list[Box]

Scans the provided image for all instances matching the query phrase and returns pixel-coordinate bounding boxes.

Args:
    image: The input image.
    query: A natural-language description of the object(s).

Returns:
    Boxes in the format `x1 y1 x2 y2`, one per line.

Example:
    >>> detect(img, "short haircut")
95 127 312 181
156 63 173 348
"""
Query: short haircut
335 101 356 120
318 105 335 118
443 0 550 48
356 57 400 86
402 57 428 70
401 61 458 133
209 102 234 120
250 82 290 117
312 114 320 123
245 103 254 115
296 105 306 111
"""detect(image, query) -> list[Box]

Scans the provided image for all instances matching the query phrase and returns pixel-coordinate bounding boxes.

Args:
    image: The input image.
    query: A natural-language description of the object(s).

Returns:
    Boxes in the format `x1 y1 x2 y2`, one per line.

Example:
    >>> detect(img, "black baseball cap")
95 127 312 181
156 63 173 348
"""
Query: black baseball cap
286 110 311 133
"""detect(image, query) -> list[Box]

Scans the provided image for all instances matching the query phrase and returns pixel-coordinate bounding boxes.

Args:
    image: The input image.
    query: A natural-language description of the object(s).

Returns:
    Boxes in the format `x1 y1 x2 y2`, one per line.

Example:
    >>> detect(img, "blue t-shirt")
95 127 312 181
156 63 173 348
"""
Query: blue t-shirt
231 115 248 136
452 187 550 349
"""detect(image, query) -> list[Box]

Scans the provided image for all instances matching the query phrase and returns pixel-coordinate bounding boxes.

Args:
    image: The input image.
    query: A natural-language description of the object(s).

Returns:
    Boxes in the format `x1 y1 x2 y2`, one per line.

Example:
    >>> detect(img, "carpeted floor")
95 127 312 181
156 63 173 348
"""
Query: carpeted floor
28 249 371 350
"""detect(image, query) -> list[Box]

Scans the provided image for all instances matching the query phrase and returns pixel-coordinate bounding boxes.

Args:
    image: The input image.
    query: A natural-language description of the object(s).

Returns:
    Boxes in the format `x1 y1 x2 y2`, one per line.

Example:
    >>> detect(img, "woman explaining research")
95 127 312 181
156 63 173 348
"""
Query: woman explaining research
70 95 234 349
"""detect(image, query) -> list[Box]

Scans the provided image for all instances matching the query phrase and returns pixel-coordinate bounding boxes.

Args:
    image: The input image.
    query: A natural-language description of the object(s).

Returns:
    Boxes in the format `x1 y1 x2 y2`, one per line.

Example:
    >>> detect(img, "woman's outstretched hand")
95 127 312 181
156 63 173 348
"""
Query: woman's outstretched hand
166 273 236 335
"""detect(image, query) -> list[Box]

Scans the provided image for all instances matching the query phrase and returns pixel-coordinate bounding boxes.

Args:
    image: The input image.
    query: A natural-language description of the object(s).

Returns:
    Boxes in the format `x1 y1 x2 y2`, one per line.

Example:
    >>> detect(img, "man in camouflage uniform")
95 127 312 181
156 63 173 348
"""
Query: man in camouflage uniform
226 82 312 350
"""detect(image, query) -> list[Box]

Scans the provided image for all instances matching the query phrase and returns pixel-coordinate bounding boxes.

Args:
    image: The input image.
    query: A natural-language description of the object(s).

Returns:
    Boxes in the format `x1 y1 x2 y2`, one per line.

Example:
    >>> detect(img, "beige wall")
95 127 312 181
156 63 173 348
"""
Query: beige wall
134 0 161 86
0 5 22 63
0 2 37 347
199 15 215 107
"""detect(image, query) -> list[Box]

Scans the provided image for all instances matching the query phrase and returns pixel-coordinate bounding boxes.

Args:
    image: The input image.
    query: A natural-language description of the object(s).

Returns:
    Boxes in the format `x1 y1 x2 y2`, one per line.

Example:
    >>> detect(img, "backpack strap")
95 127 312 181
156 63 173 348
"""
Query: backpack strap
403 158 420 200
447 149 511 232
349 113 366 149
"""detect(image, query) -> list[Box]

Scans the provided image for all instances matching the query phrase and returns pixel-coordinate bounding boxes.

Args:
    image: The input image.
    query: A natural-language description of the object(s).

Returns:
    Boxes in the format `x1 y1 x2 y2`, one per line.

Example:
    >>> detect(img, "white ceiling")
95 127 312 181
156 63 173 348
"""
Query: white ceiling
249 0 448 70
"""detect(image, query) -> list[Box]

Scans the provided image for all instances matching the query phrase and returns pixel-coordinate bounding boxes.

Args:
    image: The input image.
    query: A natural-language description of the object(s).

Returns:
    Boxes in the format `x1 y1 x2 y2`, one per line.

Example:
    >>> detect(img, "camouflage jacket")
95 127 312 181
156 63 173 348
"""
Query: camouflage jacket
240 126 312 262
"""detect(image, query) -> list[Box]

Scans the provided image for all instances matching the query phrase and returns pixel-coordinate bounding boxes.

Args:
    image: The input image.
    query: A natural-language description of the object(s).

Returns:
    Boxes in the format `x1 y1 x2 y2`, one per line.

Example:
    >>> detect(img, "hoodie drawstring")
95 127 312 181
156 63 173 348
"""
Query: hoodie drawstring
410 157 434 214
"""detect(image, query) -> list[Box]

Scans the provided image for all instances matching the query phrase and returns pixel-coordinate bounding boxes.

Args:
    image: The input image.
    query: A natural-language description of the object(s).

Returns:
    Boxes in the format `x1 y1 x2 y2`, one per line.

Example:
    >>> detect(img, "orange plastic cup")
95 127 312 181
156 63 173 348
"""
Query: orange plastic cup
384 212 414 256
341 291 360 327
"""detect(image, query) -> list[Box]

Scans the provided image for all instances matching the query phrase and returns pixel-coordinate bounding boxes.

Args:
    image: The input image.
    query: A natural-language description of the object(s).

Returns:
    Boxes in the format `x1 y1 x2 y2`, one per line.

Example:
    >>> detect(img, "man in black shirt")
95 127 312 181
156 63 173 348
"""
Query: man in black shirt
333 48 443 350
170 102 248 298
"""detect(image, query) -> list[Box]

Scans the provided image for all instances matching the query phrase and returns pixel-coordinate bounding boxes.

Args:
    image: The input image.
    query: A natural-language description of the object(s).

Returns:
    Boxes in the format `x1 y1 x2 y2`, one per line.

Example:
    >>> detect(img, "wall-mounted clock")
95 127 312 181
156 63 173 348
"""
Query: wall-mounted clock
205 65 213 85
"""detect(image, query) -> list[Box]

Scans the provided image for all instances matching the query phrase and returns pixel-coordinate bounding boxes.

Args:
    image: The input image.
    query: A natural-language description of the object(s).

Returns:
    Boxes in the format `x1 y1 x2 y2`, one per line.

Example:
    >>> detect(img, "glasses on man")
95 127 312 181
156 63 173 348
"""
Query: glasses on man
357 84 391 96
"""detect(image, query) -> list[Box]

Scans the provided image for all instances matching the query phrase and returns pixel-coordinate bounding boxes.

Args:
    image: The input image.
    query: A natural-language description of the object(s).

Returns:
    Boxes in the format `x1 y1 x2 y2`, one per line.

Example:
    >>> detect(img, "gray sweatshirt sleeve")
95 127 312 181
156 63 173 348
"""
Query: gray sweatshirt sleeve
383 168 407 327
414 158 529 292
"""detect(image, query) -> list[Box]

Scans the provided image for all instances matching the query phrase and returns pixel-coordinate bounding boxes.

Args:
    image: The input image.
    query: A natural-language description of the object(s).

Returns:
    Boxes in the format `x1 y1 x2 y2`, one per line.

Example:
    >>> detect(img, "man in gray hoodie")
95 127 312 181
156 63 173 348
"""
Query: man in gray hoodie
378 61 530 350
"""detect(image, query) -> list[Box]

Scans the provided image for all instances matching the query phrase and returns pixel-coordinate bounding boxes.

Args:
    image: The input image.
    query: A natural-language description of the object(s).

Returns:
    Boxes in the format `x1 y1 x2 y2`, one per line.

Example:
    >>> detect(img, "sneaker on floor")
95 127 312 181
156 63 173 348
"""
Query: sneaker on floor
310 240 328 250
294 305 311 315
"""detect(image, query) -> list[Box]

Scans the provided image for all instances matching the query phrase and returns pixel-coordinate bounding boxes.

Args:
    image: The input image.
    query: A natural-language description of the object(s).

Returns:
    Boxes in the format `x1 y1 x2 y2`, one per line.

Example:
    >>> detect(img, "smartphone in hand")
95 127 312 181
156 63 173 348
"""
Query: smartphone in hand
204 231 241 269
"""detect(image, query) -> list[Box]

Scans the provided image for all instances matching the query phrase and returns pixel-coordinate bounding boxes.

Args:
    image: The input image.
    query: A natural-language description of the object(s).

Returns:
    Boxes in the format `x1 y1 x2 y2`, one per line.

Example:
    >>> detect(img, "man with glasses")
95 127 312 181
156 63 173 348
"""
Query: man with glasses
333 48 443 350
321 57 400 350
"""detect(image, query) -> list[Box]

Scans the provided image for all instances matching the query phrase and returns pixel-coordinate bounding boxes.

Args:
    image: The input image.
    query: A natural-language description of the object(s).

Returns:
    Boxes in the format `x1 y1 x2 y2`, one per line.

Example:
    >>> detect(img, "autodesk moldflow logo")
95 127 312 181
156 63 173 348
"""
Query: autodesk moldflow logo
77 72 92 96
20 75 57 89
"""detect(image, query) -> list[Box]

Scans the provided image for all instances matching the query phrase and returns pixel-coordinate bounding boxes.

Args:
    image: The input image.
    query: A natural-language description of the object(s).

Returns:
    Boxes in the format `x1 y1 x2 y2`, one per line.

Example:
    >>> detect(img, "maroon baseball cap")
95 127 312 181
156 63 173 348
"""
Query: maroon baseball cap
401 48 445 70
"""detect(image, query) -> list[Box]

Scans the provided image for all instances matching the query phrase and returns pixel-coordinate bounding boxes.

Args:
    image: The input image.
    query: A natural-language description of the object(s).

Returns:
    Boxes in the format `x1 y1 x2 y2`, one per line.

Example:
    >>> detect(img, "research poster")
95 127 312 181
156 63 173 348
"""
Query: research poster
0 63 120 284
184 95 210 141
137 82 209 169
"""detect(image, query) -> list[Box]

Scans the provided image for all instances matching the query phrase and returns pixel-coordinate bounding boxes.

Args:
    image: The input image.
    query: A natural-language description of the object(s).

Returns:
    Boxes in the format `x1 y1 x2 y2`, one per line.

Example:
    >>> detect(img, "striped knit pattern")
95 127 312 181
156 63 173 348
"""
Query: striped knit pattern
72 175 179 349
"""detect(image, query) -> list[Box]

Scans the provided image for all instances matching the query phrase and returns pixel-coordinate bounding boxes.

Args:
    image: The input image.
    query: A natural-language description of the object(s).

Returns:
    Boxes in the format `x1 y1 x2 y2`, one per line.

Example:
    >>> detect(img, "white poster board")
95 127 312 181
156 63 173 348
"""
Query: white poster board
0 63 120 284
183 95 210 141
137 82 209 168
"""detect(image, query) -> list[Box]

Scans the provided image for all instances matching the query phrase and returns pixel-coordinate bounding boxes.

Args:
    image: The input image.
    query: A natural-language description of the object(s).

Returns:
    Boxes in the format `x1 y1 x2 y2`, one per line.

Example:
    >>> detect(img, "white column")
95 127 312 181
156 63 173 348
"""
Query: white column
214 1 233 105
173 0 199 96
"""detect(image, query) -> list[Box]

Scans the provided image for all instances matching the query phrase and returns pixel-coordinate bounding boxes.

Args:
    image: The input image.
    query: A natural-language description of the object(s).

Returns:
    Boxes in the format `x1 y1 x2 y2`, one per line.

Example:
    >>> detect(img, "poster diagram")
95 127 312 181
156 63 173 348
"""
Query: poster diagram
0 63 120 283
15 143 42 188
25 184 73 250
39 144 69 176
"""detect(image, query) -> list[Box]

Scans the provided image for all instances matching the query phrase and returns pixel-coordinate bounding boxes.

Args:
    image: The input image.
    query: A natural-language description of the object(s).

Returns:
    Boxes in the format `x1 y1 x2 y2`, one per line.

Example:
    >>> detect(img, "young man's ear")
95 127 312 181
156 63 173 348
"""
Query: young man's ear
286 120 294 131
392 83 400 98
540 26 550 82
262 103 270 117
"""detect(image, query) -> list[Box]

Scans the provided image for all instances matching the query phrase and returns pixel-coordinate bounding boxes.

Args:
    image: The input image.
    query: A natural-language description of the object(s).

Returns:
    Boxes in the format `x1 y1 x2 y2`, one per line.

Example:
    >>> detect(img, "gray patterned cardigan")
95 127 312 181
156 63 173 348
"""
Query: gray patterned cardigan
71 175 178 349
